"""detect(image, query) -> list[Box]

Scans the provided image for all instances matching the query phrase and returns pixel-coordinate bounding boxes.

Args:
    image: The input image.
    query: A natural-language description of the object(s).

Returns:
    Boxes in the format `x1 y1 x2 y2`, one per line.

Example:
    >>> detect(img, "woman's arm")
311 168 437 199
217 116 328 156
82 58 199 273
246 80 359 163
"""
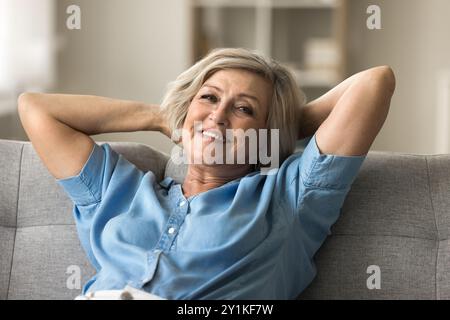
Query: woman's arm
297 70 367 140
297 66 396 156
18 93 170 179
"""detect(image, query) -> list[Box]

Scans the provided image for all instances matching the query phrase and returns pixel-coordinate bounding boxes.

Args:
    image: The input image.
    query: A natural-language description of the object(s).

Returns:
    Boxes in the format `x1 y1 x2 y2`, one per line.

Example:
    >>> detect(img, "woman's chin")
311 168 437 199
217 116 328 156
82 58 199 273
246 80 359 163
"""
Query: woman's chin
187 150 228 165
188 144 235 165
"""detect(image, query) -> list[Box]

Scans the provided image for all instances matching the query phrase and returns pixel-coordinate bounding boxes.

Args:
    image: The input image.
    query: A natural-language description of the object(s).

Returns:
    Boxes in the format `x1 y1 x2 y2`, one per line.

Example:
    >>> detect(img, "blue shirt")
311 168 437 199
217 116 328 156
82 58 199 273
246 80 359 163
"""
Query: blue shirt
57 133 366 299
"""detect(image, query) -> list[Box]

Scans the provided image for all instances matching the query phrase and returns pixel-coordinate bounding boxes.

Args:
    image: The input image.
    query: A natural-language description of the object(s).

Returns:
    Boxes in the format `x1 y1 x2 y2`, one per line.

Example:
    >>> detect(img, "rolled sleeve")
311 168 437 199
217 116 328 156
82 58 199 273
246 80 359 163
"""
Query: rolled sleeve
278 133 366 215
56 142 119 206
289 134 367 258
299 133 367 190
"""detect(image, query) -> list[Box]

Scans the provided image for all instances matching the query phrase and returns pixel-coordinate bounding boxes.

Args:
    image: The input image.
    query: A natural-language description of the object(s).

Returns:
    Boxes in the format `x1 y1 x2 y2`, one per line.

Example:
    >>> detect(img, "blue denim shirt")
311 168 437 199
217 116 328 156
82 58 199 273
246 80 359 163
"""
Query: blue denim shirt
57 133 366 299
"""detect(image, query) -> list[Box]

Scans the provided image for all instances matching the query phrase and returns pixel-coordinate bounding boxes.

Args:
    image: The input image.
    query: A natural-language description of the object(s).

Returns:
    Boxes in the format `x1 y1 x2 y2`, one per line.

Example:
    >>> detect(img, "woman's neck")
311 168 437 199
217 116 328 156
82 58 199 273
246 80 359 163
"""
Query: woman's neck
181 164 253 198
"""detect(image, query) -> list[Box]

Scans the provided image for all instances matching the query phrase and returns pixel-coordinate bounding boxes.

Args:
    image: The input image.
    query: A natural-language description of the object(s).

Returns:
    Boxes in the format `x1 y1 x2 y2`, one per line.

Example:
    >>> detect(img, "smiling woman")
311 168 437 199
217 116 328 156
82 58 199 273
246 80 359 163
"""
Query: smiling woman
17 47 393 299
180 68 274 196
161 48 304 170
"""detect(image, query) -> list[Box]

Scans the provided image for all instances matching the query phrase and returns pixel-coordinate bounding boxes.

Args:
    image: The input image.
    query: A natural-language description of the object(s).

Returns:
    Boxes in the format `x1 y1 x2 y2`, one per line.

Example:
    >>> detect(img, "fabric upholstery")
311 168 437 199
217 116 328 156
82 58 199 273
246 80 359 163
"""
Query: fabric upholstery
7 225 95 300
0 140 21 227
0 227 15 300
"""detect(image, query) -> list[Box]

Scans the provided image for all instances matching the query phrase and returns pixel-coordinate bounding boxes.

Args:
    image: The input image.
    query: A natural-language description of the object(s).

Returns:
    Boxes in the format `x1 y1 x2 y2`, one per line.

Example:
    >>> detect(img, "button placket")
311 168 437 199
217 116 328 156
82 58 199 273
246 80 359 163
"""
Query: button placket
143 186 189 286
155 191 189 252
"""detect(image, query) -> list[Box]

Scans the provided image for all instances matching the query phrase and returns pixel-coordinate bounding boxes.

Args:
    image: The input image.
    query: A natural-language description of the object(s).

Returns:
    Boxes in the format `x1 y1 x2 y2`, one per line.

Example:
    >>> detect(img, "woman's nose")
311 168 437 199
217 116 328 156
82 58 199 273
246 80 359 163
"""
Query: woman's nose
209 103 229 126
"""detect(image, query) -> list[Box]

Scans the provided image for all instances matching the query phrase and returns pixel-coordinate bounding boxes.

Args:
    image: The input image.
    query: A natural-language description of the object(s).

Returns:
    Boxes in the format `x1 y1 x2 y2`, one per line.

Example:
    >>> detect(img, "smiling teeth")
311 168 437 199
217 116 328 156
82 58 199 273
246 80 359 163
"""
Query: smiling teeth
203 131 223 141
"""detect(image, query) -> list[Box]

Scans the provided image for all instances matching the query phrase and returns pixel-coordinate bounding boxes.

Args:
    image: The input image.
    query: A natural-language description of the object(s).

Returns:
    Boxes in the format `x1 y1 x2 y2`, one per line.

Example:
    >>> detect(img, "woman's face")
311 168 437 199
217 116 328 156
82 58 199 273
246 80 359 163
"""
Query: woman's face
182 68 272 166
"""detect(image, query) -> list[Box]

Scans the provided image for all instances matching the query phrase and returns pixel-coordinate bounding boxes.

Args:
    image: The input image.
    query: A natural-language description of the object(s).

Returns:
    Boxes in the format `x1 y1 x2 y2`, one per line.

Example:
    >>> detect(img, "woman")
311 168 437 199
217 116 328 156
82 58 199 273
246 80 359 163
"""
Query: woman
18 48 395 299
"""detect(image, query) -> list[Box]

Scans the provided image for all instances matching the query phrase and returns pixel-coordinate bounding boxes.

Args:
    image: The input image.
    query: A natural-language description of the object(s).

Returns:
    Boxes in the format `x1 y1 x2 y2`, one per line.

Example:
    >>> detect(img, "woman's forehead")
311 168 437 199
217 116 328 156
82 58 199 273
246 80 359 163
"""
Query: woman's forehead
206 69 269 86
203 69 272 104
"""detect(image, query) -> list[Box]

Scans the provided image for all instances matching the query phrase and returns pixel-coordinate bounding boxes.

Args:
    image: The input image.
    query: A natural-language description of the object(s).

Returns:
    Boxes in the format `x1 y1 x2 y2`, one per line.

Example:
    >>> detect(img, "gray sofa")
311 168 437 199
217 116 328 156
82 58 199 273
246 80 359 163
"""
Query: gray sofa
1 138 449 300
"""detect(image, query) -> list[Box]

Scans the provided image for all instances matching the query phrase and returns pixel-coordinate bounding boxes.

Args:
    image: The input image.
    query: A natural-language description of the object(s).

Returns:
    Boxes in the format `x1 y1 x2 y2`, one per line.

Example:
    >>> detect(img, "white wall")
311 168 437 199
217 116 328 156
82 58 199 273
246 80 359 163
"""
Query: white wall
8 0 450 155
55 0 191 154
347 0 450 154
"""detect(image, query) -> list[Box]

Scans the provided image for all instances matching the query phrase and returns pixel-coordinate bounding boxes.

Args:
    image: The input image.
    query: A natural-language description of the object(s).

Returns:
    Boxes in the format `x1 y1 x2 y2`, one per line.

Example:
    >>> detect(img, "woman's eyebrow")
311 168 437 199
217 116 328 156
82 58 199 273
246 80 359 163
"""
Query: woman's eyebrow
202 84 223 92
203 84 261 105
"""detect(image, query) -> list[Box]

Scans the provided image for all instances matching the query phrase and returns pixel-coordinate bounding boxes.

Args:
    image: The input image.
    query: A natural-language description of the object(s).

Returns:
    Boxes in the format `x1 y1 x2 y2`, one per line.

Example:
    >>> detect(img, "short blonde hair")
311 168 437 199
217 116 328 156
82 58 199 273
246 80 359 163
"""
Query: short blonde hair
160 47 306 164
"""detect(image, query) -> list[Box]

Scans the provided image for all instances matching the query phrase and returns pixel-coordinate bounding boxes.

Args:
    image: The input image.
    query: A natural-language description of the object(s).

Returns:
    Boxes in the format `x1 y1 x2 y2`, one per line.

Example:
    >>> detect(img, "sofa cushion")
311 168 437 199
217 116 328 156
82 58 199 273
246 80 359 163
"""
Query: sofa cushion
427 155 450 299
0 140 22 228
299 235 436 299
330 152 436 239
0 227 15 299
0 140 23 300
8 225 95 300
17 144 75 228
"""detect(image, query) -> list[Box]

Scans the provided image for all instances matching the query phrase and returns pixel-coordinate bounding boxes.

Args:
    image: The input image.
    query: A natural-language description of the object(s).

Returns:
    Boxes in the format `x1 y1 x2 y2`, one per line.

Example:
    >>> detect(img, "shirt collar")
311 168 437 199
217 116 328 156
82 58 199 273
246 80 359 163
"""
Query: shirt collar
159 176 174 189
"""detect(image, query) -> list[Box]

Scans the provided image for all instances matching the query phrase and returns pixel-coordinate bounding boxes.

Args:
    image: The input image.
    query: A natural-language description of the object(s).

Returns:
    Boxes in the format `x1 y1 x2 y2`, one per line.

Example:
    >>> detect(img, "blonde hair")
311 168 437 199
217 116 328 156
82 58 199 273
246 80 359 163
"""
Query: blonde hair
160 47 306 164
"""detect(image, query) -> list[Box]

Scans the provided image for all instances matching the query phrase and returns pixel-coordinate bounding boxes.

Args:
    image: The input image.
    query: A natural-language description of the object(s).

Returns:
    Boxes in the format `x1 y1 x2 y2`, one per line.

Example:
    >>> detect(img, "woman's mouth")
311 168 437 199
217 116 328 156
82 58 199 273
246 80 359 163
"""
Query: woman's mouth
195 129 231 143
202 130 224 141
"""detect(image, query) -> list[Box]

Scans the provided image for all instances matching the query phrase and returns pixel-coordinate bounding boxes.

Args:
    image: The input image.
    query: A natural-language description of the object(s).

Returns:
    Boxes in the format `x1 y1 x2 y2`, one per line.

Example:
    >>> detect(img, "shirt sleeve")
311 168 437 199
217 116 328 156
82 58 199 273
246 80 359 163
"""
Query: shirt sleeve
56 142 119 206
282 133 366 258
56 142 145 270
296 133 367 191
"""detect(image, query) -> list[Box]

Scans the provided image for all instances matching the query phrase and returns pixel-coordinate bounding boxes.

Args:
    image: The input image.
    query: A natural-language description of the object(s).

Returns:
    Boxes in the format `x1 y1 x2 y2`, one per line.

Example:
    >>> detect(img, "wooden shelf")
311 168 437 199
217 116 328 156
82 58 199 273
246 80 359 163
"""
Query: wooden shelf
191 0 347 91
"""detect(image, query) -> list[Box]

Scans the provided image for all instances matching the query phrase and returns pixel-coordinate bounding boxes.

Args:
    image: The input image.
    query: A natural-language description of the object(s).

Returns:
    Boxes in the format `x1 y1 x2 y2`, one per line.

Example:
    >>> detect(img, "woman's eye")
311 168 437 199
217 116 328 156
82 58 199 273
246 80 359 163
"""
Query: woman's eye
200 94 218 103
237 106 253 115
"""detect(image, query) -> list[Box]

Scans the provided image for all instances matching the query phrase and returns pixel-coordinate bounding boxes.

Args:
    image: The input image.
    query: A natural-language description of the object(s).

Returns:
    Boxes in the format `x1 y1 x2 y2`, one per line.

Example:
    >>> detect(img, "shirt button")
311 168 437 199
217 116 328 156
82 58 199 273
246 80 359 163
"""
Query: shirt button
168 227 176 234
178 200 186 207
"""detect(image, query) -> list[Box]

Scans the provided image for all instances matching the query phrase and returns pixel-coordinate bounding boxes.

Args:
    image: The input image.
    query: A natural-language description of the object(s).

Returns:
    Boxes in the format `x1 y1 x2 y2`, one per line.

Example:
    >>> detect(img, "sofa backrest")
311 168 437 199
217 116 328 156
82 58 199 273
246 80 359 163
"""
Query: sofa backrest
1 139 450 299
0 140 168 299
300 152 449 299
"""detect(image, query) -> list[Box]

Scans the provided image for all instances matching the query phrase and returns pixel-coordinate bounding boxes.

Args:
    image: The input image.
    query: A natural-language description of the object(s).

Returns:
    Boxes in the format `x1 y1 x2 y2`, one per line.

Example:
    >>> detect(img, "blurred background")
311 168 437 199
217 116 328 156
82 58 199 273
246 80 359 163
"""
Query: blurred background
1 0 449 155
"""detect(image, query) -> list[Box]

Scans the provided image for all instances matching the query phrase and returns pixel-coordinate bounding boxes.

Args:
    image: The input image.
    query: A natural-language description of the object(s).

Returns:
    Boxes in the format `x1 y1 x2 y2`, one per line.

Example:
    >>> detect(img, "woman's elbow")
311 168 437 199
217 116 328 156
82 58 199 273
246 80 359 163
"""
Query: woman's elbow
17 93 51 132
18 92 39 113
372 65 396 95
